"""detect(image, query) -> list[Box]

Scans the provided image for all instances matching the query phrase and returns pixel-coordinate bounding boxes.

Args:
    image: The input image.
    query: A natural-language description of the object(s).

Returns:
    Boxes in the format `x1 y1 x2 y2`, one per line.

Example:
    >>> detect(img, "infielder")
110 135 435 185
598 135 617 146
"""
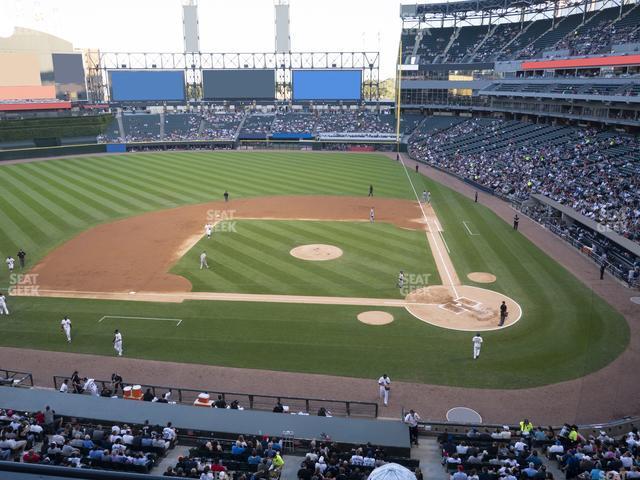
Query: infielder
378 374 391 406
472 333 483 359
422 190 431 204
60 316 72 343
205 223 213 240
5 256 15 273
200 251 209 269
397 271 405 289
370 207 375 223
113 329 123 356
0 292 8 315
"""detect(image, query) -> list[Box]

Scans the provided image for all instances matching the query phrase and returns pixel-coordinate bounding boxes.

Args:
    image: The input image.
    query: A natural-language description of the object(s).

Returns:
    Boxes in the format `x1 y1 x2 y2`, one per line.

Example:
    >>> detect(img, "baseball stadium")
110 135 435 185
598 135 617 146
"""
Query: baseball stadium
0 0 638 479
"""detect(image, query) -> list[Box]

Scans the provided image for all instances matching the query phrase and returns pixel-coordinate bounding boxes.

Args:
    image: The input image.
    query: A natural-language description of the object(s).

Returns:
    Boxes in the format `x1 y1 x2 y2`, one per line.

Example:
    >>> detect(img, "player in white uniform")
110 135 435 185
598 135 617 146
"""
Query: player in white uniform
472 333 483 359
60 316 72 343
0 292 8 315
370 208 375 223
377 374 391 406
113 329 123 356
397 271 405 289
205 223 213 239
422 190 431 204
5 256 15 273
200 251 209 269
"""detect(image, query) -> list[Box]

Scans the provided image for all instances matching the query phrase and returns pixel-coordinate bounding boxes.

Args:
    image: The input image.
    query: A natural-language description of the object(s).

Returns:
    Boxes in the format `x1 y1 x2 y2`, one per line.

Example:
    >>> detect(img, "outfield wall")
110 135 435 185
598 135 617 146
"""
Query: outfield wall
0 143 106 161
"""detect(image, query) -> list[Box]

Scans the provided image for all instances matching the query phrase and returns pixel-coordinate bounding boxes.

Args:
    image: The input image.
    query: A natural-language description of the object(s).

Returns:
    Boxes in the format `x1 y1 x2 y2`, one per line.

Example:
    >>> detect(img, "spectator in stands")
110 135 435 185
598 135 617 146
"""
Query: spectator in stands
273 401 285 413
248 449 262 465
452 465 468 480
22 448 41 463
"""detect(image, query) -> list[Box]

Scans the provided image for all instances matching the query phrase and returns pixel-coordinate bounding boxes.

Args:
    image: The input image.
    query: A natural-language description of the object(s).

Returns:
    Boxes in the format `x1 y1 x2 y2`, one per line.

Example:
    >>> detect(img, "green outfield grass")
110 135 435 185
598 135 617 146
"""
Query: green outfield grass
0 151 413 267
171 220 440 298
0 293 627 388
0 151 630 388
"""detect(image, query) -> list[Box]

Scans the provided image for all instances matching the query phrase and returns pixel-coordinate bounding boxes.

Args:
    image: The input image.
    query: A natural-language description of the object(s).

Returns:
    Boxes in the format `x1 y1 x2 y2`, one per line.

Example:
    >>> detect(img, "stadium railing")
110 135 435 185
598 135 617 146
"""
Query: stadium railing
52 376 378 418
400 407 640 440
0 369 34 387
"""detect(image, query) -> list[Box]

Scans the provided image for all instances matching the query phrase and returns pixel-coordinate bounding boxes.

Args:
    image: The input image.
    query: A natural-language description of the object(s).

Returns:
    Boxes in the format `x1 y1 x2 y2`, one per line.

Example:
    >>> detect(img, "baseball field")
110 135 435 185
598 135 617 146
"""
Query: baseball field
0 151 629 389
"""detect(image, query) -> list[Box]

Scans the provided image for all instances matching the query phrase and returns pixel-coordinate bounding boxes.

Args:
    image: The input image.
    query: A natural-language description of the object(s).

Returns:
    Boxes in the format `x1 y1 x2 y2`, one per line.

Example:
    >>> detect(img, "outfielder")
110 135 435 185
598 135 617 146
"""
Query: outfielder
113 329 123 356
472 333 483 359
422 190 431 204
0 292 8 315
200 251 209 269
5 256 15 273
60 316 72 343
370 207 375 223
397 271 405 289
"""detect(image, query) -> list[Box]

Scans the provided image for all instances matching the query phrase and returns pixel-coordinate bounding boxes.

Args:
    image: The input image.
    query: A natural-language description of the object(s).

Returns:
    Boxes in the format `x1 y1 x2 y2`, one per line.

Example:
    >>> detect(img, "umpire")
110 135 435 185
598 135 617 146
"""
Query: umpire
17 249 26 269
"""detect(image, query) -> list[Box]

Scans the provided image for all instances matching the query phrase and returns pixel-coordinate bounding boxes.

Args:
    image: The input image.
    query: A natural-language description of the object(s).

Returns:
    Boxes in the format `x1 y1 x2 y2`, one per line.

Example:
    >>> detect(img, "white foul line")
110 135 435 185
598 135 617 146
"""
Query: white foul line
98 315 183 326
462 221 479 236
438 230 451 254
398 156 459 299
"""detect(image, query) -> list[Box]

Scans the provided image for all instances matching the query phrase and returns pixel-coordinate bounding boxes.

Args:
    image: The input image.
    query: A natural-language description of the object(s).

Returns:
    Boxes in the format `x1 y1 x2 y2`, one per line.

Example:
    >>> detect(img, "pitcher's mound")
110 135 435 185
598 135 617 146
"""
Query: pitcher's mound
357 311 394 325
467 272 497 283
290 244 343 261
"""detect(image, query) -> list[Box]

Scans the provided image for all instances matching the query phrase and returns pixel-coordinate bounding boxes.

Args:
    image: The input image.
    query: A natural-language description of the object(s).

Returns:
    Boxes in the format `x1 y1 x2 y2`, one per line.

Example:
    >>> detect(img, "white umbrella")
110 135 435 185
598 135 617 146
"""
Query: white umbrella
367 463 417 480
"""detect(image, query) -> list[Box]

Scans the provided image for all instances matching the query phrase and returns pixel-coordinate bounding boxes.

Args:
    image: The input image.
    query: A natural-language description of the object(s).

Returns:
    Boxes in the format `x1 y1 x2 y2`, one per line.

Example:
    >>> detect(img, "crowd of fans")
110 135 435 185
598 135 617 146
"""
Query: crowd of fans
440 421 640 480
405 4 640 64
164 114 202 141
98 110 399 143
200 112 244 140
164 435 285 478
408 119 640 243
520 202 639 285
0 406 175 473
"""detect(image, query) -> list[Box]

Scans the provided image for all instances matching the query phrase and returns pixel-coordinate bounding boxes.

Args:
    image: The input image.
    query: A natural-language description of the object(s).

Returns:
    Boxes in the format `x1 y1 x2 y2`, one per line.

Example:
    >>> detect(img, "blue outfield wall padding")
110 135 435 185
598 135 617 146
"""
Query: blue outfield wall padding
106 143 127 153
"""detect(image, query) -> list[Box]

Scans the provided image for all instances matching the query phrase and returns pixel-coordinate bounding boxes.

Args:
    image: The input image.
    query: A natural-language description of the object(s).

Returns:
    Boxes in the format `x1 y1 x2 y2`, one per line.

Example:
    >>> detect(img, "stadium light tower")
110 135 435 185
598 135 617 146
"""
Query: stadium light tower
183 0 200 53
274 0 291 53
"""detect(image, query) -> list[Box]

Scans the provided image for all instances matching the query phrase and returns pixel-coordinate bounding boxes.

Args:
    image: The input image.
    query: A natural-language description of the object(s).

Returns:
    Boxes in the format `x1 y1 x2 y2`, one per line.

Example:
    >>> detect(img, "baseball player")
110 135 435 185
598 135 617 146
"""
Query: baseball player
369 207 375 223
113 329 123 356
378 374 391 406
422 190 431 204
200 251 209 269
5 256 15 273
499 301 508 326
205 223 213 240
60 316 72 343
472 333 483 359
397 271 405 289
17 249 26 269
0 292 8 315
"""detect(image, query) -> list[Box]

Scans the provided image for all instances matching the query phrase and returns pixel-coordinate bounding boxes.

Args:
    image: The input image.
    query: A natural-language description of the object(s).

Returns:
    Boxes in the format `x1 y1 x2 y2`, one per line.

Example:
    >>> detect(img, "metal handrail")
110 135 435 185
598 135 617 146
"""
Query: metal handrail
0 369 34 387
52 375 378 418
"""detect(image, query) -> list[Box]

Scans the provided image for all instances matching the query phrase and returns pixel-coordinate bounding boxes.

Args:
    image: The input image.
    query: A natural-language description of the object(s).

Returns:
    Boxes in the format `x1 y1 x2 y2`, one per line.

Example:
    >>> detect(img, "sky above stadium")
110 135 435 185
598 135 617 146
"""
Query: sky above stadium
0 0 404 79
